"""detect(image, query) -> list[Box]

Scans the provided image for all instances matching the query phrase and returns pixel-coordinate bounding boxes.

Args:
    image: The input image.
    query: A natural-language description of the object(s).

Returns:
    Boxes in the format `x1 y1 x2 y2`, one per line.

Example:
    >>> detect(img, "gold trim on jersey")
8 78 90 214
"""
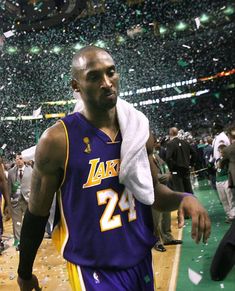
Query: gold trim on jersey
99 128 120 143
67 262 86 291
52 120 69 255
58 120 69 187
52 189 69 257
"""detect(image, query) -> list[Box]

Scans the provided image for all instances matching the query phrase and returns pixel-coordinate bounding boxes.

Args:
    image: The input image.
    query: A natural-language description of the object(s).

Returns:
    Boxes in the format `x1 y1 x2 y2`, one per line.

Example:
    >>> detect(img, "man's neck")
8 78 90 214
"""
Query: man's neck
81 107 119 140
82 107 118 128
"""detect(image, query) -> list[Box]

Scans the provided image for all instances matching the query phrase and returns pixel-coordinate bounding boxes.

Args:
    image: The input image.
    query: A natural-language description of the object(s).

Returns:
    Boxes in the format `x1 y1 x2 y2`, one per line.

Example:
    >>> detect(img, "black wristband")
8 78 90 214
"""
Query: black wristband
18 208 49 280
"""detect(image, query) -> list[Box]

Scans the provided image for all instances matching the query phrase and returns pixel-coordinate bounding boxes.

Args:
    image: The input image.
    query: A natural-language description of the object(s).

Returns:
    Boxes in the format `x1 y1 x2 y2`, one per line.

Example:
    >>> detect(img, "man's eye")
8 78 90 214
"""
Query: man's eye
108 69 115 77
89 74 99 81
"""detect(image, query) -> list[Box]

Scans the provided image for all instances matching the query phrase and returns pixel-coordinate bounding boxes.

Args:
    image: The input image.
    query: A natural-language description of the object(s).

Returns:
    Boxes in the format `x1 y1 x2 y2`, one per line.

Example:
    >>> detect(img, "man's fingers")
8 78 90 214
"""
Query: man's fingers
196 215 204 244
203 214 211 243
191 212 211 244
191 212 199 243
177 209 185 228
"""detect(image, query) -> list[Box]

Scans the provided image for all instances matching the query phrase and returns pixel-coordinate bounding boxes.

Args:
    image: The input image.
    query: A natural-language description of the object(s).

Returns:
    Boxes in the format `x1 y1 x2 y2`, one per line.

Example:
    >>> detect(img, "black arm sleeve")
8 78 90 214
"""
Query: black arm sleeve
18 208 49 280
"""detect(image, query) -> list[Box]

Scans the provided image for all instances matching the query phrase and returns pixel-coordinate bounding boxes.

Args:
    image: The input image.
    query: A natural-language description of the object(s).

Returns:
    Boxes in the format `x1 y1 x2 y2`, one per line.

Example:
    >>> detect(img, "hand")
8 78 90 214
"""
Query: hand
177 195 211 244
17 274 42 291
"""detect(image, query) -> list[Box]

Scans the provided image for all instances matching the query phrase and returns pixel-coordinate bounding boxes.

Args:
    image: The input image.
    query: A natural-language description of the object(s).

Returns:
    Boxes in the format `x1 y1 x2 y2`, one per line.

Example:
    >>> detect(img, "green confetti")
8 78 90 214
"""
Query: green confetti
177 59 188 67
191 98 197 104
214 92 220 99
144 274 151 283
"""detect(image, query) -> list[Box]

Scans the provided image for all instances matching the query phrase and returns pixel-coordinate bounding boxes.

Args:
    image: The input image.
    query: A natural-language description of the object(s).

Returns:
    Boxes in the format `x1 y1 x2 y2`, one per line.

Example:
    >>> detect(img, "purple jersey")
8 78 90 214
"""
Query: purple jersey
53 112 156 269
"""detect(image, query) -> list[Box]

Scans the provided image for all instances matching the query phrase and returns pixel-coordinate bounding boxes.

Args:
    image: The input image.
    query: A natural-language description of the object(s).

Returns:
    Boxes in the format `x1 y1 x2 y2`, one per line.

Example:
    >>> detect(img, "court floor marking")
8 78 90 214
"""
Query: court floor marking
168 227 183 291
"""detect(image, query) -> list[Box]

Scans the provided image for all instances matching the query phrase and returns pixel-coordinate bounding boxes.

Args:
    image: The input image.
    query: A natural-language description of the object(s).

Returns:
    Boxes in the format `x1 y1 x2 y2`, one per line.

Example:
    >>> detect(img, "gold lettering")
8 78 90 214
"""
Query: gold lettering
105 160 119 178
83 159 120 188
94 162 105 181
83 158 100 188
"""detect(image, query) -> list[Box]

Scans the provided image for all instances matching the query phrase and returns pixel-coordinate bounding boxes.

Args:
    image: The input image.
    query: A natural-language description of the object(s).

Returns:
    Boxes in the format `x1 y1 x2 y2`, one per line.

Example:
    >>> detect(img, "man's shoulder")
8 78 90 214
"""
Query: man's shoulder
24 165 33 172
8 166 16 173
40 122 65 144
8 167 16 177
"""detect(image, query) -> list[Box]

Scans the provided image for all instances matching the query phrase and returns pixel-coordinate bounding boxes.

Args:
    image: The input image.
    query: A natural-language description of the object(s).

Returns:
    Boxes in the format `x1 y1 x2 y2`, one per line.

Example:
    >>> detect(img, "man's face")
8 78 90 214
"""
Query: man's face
72 50 119 112
15 155 24 168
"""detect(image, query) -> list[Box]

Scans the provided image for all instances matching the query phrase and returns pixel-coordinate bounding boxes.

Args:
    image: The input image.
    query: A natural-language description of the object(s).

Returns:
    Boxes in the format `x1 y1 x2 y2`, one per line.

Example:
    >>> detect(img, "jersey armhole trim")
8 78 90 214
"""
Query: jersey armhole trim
58 120 69 188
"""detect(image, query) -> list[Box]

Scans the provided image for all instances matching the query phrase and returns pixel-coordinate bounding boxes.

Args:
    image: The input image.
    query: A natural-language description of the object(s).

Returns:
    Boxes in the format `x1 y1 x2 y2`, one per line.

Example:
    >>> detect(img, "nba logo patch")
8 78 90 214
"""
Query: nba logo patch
93 271 100 284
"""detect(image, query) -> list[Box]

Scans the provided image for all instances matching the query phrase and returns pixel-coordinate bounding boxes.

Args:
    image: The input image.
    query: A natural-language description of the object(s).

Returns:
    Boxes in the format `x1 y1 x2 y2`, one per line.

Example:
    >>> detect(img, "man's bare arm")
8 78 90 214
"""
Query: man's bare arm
17 122 66 290
29 122 66 216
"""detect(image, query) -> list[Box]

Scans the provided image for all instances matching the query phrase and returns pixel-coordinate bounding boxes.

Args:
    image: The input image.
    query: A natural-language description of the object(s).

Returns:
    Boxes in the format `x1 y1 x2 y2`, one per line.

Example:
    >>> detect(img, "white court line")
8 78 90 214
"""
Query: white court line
168 227 183 291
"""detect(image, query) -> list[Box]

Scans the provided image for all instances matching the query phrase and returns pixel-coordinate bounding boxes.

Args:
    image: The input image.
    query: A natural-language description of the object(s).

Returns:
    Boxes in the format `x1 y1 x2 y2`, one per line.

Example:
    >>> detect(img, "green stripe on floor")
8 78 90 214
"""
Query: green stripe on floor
176 179 235 290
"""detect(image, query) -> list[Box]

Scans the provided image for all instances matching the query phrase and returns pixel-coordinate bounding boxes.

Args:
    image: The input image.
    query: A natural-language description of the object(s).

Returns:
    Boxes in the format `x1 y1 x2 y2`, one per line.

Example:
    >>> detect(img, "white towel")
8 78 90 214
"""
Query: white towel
73 96 154 205
116 98 154 205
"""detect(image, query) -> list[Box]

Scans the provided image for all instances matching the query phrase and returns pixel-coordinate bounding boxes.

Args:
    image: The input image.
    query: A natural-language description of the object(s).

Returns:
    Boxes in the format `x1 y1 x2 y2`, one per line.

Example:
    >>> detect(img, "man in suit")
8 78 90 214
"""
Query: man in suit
152 145 182 252
8 153 33 250
166 127 196 193
0 156 11 253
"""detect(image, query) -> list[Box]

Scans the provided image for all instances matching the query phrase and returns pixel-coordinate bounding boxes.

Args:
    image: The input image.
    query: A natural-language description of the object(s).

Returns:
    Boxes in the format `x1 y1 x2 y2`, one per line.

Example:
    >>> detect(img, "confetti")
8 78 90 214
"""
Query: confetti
188 268 202 285
3 31 15 38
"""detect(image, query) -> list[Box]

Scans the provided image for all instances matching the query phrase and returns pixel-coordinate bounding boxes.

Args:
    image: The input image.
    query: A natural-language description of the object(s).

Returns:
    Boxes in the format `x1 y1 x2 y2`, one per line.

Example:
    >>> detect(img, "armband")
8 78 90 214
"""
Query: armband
18 208 49 280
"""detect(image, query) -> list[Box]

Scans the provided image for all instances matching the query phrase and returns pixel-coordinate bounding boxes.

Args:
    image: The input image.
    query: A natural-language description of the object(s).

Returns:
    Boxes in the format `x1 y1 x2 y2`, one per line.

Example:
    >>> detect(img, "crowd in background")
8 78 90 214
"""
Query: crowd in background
0 0 234 159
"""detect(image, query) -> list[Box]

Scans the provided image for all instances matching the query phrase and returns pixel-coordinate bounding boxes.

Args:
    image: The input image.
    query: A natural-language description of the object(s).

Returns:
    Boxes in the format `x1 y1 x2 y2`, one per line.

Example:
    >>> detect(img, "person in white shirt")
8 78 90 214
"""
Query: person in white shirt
212 122 230 162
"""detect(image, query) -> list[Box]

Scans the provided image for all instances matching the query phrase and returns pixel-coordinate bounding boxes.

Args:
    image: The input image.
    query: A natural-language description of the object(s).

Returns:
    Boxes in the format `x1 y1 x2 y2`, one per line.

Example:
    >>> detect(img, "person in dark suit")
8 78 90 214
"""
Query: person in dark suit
166 127 196 194
210 123 235 280
152 147 182 252
0 156 11 253
203 136 216 190
8 153 33 250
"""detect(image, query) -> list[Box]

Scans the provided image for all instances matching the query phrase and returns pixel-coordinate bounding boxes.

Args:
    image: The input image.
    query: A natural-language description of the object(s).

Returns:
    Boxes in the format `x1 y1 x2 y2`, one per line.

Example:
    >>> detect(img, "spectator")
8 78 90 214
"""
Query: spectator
166 127 196 194
8 153 33 251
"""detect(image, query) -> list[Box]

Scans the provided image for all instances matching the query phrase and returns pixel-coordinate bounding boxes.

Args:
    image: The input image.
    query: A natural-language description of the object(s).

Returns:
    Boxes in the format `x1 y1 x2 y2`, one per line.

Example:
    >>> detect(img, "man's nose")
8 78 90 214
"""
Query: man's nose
100 75 112 89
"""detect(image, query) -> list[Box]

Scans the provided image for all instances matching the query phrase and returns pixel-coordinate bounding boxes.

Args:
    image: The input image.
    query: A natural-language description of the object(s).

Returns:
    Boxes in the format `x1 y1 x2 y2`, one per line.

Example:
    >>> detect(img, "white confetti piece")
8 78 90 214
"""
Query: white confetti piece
195 17 201 29
9 272 15 280
220 283 224 288
3 30 15 38
188 268 202 285
41 276 49 285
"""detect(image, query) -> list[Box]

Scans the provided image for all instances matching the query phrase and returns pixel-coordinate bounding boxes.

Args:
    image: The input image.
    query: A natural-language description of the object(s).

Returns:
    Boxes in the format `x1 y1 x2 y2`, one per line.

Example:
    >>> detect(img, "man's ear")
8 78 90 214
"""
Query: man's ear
71 79 80 92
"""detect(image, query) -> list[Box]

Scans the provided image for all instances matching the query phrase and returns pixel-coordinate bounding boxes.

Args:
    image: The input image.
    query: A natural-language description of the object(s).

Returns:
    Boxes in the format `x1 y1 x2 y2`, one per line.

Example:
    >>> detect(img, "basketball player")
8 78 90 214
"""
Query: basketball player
17 46 211 291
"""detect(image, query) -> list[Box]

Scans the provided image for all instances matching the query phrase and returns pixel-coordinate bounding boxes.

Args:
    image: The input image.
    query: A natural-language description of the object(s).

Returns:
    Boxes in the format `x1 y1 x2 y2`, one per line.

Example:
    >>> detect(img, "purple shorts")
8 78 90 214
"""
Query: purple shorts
67 251 154 291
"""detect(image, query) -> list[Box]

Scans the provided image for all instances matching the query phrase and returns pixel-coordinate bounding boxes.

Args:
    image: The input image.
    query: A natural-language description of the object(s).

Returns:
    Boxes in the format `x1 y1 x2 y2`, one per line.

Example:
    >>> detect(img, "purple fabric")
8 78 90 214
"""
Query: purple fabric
59 113 156 269
80 251 154 291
